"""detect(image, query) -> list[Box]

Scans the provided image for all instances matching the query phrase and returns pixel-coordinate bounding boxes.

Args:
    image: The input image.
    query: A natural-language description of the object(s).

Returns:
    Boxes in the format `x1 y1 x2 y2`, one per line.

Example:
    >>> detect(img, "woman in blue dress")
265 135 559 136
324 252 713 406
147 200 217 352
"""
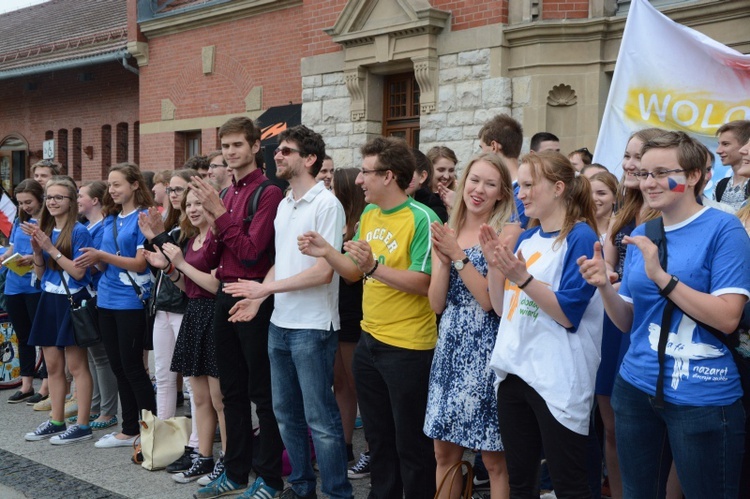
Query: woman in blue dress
424 153 521 499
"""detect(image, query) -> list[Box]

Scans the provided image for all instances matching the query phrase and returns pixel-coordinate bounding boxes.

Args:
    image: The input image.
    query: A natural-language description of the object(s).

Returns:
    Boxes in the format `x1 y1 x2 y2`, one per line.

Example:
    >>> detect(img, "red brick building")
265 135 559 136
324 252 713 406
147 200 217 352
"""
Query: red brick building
0 0 139 189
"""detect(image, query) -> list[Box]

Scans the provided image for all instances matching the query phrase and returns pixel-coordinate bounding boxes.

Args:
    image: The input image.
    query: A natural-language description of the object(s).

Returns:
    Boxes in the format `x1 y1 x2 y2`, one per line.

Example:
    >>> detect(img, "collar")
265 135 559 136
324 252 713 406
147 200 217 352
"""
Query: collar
285 181 326 205
232 168 264 189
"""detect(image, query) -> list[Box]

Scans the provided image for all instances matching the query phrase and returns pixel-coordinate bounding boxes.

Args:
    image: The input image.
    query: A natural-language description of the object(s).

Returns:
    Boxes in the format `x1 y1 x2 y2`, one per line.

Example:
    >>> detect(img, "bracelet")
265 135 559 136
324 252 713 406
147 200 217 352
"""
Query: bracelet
169 269 182 283
659 274 679 297
33 260 44 267
518 275 534 289
162 263 174 275
363 260 379 281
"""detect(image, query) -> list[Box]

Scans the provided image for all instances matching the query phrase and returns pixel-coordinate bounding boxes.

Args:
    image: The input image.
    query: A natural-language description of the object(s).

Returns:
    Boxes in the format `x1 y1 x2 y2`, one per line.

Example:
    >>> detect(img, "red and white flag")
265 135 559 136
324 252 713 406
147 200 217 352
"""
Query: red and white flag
0 191 17 238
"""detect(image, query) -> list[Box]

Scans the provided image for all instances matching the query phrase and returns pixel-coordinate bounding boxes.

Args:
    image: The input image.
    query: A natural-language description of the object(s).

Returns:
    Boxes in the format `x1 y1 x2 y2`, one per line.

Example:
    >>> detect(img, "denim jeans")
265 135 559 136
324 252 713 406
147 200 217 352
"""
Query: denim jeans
353 332 436 499
612 375 745 499
268 324 352 499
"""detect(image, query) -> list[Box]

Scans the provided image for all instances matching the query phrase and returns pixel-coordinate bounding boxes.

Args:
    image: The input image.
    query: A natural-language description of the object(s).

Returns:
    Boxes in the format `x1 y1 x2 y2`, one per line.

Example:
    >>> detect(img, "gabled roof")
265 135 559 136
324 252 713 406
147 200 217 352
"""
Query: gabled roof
0 0 128 72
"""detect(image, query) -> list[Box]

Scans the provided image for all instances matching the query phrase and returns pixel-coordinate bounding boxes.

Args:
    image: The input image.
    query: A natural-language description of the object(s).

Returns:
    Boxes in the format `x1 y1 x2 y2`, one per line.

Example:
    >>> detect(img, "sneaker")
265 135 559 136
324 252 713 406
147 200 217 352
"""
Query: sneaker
193 471 246 499
67 413 99 424
90 415 118 430
354 416 363 430
50 424 93 445
8 389 35 404
167 446 198 473
25 420 66 441
25 392 46 405
173 456 214 484
197 454 225 486
279 488 317 499
238 477 280 498
32 395 52 411
94 432 138 448
347 451 370 479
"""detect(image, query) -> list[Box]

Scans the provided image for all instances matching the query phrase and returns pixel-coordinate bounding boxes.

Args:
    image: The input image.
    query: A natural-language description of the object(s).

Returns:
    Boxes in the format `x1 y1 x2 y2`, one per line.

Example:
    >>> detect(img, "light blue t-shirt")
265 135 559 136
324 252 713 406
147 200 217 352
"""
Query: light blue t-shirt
86 219 104 290
512 182 529 229
5 218 41 295
619 207 750 406
97 210 151 310
41 223 93 295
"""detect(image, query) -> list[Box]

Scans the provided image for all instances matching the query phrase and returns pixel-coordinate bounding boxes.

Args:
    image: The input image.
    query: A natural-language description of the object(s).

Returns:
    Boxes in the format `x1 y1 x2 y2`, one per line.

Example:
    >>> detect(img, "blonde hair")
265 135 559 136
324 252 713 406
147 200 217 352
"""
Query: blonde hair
449 153 516 234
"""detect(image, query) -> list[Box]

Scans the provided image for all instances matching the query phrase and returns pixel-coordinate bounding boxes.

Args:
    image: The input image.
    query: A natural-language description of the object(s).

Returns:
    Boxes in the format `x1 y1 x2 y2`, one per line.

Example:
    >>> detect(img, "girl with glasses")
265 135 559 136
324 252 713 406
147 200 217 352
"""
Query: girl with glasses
23 175 95 445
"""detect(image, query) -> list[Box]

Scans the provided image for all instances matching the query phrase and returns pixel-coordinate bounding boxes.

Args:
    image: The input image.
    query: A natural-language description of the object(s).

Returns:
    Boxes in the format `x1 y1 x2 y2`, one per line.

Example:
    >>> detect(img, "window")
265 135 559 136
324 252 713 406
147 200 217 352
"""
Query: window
101 125 112 178
383 73 420 149
184 131 201 162
57 129 68 175
133 121 140 166
72 128 82 181
116 122 128 163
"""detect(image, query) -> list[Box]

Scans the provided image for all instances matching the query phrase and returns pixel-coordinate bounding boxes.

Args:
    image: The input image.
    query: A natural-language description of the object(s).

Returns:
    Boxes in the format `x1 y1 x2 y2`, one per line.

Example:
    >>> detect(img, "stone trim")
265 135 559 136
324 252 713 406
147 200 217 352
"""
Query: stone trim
140 112 262 135
127 41 149 67
139 0 302 38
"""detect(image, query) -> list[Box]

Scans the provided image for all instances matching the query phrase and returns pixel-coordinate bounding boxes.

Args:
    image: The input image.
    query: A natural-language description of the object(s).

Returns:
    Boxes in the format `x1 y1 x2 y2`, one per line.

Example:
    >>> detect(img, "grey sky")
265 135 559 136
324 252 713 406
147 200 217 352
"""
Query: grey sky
0 0 48 15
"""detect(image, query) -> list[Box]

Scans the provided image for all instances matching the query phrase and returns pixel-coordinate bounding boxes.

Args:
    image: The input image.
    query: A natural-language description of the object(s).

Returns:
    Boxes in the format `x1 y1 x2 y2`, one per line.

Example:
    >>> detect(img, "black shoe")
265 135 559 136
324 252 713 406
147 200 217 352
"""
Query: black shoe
280 488 318 499
25 392 47 405
176 390 185 407
173 455 214 483
8 389 34 404
166 446 197 473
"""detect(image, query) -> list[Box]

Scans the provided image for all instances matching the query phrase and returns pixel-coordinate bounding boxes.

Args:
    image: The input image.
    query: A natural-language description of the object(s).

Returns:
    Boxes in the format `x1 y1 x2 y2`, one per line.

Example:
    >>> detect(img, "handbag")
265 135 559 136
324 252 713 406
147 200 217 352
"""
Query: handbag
138 409 191 471
112 217 155 349
59 270 100 347
434 460 473 499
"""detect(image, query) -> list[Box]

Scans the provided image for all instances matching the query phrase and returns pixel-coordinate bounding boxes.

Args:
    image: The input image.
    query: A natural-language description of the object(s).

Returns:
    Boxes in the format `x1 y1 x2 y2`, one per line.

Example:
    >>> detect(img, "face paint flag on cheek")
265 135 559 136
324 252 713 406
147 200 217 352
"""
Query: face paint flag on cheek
667 175 687 193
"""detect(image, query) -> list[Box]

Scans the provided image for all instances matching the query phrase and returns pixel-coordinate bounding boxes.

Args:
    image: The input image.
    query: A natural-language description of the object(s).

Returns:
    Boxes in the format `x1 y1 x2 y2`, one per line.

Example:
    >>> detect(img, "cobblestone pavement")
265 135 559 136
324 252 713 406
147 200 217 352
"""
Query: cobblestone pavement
0 380 373 498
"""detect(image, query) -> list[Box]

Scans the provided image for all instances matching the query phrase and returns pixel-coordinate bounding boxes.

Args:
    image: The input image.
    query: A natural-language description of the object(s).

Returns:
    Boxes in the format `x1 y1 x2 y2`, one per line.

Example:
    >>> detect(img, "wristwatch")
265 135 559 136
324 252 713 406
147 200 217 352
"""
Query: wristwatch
453 256 470 271
55 252 63 261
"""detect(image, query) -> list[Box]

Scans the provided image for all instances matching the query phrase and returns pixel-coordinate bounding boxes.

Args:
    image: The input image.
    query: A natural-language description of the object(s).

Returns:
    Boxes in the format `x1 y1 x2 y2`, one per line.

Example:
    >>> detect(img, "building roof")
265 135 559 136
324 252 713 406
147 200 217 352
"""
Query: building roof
0 0 128 72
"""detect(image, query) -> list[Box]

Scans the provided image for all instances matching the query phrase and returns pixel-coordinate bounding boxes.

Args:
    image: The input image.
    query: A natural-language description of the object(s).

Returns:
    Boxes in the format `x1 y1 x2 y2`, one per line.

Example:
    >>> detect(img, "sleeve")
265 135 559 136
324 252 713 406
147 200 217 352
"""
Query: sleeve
135 211 147 250
8 218 18 247
317 199 345 252
554 224 598 332
619 224 645 305
203 230 221 268
407 208 438 274
214 185 283 264
73 224 94 259
709 217 750 298
90 225 104 250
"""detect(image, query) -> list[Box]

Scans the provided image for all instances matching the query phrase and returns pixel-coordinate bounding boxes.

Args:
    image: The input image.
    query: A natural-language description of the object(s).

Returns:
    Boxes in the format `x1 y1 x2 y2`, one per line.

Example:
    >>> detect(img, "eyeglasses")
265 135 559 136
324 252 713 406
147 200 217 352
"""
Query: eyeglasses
44 195 72 203
632 169 685 180
166 186 187 195
575 147 591 154
208 163 226 169
274 146 302 156
359 168 389 176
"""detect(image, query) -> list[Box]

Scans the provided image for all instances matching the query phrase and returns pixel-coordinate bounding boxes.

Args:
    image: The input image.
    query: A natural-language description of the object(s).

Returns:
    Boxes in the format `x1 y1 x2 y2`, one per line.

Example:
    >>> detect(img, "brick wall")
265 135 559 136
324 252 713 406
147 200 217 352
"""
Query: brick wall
541 0 589 19
432 0 507 31
0 61 139 183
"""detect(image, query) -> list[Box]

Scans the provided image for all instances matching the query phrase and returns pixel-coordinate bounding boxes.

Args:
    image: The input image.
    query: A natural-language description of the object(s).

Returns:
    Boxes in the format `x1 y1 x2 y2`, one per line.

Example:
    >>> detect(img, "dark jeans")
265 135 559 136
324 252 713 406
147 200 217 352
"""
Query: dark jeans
5 293 40 378
497 374 591 499
353 332 435 499
99 307 156 436
612 375 745 499
213 289 283 490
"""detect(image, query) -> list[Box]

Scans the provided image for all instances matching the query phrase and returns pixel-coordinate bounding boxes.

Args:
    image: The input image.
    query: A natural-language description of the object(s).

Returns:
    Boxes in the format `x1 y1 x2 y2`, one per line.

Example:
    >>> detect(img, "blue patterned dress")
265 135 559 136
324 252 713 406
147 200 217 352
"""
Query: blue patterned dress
423 245 503 450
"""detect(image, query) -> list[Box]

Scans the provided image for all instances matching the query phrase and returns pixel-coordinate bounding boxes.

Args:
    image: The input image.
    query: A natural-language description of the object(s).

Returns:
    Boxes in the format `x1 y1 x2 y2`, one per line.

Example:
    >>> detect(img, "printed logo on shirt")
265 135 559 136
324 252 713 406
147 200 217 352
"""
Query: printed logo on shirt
647 316 728 387
364 227 398 253
505 251 545 320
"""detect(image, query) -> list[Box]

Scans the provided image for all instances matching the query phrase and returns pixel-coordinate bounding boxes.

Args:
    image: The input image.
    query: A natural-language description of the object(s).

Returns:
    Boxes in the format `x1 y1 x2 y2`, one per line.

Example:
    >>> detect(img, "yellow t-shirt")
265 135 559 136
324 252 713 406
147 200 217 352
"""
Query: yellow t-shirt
353 199 438 350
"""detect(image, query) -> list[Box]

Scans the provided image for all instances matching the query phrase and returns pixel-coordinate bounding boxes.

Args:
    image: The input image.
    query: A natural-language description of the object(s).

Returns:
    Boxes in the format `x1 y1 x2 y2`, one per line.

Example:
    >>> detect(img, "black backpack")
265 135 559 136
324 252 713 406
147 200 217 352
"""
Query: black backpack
241 179 278 265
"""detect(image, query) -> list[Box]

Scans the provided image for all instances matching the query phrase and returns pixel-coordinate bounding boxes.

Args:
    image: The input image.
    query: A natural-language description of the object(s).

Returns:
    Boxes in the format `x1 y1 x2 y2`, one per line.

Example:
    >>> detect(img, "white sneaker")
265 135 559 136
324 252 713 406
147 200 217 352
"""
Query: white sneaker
94 432 137 448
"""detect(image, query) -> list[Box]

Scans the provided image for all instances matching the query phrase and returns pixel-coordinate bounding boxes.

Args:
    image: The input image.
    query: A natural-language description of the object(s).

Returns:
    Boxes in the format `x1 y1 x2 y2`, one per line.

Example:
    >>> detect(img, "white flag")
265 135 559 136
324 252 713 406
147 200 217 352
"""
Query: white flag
593 0 750 192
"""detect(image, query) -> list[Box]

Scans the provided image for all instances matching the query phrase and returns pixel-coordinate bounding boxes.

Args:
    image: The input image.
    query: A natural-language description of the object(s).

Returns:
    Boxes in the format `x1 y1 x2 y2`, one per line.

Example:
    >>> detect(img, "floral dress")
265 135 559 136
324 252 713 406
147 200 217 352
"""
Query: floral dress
423 245 503 450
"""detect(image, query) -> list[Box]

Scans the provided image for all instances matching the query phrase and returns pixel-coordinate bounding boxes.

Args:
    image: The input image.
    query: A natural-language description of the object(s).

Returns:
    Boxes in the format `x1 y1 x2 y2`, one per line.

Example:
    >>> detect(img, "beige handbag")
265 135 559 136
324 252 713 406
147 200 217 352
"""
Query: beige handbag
434 460 473 499
139 409 191 471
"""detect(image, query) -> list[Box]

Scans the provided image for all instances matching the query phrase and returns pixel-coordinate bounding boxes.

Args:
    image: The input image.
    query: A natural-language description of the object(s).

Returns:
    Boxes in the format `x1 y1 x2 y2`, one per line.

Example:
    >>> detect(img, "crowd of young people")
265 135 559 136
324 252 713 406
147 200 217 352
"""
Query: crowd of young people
4 116 750 499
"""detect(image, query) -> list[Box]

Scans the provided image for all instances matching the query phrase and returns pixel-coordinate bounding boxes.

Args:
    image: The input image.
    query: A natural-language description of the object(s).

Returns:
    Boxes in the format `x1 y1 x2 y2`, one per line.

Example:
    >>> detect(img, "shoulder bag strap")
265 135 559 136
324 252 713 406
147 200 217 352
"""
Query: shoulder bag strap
112 215 144 301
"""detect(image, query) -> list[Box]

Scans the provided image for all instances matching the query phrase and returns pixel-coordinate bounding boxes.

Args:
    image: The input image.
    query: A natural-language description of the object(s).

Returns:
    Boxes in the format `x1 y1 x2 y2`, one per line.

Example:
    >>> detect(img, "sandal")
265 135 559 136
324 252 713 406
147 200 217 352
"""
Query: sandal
91 415 118 430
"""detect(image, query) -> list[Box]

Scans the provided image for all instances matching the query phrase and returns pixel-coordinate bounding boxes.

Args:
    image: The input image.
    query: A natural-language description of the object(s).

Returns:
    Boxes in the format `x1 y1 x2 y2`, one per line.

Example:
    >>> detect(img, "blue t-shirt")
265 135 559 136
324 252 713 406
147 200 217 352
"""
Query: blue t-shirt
5 218 41 295
619 208 750 406
41 223 93 295
513 182 529 229
86 219 104 290
97 210 152 309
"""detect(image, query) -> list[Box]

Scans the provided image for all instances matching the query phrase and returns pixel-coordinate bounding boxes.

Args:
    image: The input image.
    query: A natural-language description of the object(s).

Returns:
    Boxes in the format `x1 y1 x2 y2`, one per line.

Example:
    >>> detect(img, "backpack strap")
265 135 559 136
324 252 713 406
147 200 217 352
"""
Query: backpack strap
244 180 275 225
714 177 730 203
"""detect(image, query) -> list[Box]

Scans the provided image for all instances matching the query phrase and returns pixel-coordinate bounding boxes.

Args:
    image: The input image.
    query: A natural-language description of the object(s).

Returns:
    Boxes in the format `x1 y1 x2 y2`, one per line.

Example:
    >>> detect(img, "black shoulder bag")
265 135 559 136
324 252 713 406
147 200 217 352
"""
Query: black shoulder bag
58 270 100 347
112 216 155 350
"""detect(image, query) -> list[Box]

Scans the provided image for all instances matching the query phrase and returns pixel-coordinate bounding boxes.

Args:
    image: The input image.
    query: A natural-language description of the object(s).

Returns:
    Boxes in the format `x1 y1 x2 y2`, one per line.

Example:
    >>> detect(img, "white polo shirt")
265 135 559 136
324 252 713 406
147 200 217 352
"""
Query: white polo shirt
271 181 345 331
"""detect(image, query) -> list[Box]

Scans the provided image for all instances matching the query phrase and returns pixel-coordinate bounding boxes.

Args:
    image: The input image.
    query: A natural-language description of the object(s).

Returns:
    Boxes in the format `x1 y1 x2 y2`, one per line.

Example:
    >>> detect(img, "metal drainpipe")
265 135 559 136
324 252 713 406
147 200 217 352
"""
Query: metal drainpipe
121 56 139 76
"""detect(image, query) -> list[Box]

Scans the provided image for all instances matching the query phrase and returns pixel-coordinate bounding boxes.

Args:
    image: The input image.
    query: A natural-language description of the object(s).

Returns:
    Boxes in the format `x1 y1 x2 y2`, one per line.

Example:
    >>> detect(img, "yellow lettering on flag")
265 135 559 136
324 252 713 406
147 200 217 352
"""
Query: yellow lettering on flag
625 88 750 136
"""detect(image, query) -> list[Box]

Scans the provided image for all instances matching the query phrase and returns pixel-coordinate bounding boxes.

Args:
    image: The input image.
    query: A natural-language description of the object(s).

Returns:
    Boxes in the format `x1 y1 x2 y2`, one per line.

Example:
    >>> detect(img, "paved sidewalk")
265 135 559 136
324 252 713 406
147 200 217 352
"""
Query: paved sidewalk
0 381 373 498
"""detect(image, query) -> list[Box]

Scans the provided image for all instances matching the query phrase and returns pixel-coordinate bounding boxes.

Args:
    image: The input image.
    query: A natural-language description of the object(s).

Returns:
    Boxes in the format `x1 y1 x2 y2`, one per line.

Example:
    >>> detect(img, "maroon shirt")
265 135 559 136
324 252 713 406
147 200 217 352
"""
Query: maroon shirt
183 238 215 299
205 168 283 282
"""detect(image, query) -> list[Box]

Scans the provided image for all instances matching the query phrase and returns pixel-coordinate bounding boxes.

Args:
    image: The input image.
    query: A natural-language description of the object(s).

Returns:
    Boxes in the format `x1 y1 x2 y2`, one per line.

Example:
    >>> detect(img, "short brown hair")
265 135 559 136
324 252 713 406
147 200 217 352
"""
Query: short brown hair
31 160 61 175
716 120 750 145
641 131 707 194
360 136 414 191
478 114 523 159
219 117 261 146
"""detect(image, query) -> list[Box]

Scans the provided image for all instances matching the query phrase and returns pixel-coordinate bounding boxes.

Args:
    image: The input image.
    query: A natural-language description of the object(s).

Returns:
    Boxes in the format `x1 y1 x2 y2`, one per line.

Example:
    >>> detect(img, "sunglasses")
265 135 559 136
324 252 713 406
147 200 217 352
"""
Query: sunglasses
274 146 302 156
